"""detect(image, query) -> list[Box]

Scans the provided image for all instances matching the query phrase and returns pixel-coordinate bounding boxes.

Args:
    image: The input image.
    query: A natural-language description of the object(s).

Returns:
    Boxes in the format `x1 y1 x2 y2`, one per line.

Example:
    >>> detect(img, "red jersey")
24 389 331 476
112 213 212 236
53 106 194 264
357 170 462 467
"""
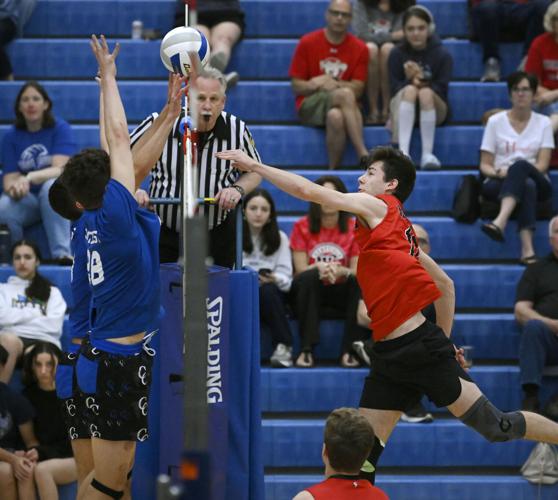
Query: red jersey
289 29 368 110
525 33 558 90
305 476 389 499
290 216 359 267
355 194 441 341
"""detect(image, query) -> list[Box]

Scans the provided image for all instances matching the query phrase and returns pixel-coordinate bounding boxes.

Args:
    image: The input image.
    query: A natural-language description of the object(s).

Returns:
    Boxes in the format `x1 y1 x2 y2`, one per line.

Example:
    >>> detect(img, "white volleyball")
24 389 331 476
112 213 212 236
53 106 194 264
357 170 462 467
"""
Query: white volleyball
160 26 210 76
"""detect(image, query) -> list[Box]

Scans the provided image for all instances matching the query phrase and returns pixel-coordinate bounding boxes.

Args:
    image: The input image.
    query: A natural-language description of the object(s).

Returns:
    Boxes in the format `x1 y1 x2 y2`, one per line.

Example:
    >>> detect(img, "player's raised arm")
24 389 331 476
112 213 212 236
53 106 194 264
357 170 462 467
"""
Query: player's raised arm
215 149 386 225
90 35 135 195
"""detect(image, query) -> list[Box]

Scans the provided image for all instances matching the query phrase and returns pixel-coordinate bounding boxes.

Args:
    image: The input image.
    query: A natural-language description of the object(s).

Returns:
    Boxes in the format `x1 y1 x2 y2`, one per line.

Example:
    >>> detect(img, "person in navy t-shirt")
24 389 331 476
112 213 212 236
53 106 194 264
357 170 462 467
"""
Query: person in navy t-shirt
60 36 160 499
0 81 76 262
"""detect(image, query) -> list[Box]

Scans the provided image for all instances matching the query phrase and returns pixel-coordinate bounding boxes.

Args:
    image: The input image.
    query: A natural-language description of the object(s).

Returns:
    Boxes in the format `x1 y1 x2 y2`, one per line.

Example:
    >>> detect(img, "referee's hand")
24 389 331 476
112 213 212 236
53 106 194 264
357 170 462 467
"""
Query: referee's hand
215 187 242 211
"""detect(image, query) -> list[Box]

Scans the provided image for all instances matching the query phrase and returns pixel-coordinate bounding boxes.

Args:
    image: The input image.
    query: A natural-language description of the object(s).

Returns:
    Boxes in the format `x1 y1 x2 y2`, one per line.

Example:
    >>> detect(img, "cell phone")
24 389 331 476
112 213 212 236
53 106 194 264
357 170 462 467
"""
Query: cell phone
258 268 272 276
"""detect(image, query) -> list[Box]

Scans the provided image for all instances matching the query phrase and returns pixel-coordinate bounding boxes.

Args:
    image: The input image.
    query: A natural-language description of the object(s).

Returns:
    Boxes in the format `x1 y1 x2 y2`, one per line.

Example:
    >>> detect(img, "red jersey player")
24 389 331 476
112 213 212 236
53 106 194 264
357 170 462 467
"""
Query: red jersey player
216 146 558 484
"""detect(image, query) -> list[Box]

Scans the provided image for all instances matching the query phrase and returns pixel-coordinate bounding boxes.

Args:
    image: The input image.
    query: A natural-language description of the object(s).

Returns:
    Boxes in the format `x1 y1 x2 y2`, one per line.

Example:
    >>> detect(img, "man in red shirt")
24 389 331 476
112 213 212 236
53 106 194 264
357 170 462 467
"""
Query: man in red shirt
289 0 369 169
526 2 558 132
292 408 389 500
217 145 558 484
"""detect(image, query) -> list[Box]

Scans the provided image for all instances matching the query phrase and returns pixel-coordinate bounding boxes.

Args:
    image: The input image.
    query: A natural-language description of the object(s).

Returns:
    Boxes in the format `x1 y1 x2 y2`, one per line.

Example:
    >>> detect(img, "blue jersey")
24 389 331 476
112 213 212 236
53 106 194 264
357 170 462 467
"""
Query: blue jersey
82 179 161 340
69 218 90 341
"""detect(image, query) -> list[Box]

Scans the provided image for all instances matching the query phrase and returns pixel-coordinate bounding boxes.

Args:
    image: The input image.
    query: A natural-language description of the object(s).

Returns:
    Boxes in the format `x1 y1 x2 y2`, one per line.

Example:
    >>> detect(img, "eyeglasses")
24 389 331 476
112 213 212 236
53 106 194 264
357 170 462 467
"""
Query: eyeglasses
512 87 533 94
328 9 351 19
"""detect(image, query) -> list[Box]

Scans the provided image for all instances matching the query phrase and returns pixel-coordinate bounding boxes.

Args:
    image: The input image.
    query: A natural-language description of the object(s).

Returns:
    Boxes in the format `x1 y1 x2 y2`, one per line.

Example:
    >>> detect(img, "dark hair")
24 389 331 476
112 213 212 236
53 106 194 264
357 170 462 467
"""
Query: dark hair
363 0 415 14
11 240 52 305
507 71 538 95
324 408 375 472
243 188 281 256
361 146 416 202
402 5 433 32
14 81 55 130
22 341 61 387
62 148 111 208
0 345 8 367
48 177 83 221
309 175 350 234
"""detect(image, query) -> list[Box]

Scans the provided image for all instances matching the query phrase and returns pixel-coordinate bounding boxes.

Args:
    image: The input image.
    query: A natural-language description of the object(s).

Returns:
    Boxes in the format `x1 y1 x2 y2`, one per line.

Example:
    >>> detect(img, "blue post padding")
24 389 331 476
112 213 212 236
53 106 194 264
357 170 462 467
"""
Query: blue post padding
226 270 264 500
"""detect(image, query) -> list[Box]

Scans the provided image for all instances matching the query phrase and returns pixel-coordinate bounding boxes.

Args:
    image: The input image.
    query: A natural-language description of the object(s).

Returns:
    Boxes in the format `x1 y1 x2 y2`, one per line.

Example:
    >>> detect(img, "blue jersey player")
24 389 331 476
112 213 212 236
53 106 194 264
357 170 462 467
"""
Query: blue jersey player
61 36 161 500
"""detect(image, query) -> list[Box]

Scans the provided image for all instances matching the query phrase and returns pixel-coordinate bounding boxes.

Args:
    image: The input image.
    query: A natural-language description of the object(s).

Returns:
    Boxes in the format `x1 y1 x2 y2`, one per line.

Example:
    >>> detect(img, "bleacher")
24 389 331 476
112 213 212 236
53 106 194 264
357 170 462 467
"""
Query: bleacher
1 0 558 498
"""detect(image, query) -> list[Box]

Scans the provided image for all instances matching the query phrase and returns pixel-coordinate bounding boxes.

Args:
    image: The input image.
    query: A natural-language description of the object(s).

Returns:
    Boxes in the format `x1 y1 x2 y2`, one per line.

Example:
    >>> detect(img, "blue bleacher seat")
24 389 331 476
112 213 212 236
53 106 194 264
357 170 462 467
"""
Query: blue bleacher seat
0 81 510 124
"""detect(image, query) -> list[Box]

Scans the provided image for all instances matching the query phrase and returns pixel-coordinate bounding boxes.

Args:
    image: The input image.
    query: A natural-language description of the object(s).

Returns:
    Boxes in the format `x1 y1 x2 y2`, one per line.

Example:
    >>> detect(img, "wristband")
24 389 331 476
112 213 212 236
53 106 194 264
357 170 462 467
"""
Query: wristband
231 184 245 197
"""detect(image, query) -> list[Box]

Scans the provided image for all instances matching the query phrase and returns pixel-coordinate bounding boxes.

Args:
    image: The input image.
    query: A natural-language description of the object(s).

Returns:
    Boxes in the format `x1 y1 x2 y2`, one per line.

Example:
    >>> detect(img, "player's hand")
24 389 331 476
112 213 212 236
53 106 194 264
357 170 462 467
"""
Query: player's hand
134 189 152 209
454 345 467 370
215 186 242 211
12 455 34 480
165 73 187 120
90 34 120 79
215 149 258 173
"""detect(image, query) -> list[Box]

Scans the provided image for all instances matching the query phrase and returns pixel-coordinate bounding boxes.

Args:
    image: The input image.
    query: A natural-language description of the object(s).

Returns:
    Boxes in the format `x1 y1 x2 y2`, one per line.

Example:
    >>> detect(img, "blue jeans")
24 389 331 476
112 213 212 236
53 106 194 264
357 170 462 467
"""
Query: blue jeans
519 320 558 387
0 178 70 258
481 160 553 231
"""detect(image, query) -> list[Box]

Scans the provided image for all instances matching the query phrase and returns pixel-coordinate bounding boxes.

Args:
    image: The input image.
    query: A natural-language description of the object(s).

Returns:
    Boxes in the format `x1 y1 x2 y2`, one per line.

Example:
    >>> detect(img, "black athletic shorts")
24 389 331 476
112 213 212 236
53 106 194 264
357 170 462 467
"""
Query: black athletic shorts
359 320 473 411
198 9 246 37
56 349 91 440
75 338 154 442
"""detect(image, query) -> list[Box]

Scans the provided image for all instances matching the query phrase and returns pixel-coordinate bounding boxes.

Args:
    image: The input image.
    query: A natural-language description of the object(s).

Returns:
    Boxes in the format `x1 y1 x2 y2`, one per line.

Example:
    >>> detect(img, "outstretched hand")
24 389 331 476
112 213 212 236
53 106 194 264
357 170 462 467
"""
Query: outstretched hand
90 34 120 79
215 149 257 173
166 73 187 119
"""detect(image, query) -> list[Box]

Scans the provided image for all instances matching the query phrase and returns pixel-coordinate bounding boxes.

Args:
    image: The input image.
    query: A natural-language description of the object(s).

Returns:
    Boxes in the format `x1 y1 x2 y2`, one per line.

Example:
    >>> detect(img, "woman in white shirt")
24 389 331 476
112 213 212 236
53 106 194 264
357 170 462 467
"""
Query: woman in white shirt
480 71 555 264
243 189 294 368
0 240 66 382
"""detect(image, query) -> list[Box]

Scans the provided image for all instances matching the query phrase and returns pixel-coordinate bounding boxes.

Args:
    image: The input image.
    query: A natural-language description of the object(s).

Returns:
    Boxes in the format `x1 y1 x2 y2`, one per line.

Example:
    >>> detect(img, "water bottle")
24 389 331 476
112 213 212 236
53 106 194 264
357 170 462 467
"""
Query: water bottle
132 20 143 40
0 224 11 265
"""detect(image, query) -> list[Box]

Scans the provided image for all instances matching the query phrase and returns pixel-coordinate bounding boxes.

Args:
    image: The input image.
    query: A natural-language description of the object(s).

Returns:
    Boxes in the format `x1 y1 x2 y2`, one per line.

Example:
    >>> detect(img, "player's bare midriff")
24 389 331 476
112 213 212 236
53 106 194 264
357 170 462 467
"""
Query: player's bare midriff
108 331 147 345
381 311 426 341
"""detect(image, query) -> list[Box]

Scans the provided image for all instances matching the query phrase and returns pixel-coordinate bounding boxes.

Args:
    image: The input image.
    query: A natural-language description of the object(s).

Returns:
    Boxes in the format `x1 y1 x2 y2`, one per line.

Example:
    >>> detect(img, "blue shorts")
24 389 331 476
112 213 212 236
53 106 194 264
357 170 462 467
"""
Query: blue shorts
75 335 156 442
536 101 558 116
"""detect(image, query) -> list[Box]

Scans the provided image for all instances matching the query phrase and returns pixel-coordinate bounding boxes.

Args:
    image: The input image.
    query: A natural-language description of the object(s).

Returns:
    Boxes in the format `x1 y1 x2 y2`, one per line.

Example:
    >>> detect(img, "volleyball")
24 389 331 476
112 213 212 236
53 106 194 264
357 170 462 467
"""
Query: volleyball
160 27 210 77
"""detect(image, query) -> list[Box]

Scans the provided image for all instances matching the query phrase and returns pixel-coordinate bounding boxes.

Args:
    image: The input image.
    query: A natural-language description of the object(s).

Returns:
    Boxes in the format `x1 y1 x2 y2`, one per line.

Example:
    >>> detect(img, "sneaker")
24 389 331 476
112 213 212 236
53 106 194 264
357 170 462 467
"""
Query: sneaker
209 52 227 72
352 340 372 367
340 352 360 368
400 402 434 423
270 343 293 368
481 57 501 82
420 153 441 170
544 394 558 421
225 71 240 90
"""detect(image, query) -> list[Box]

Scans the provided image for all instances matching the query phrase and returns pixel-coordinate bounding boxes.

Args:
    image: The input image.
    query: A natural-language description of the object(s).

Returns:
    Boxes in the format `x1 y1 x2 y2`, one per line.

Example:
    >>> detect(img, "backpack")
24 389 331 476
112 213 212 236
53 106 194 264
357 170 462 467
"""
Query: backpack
520 442 558 485
451 174 480 223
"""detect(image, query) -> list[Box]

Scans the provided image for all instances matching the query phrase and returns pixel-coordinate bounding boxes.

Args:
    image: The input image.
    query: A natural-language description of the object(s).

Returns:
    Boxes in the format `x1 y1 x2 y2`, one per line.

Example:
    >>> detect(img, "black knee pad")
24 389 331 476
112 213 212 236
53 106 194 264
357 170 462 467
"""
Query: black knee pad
91 478 124 499
359 436 385 485
460 395 526 443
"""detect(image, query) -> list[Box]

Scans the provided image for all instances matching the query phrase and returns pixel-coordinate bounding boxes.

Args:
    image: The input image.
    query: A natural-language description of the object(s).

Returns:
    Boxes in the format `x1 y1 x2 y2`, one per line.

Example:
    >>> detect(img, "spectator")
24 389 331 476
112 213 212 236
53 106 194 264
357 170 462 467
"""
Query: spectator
289 0 369 169
514 216 558 413
290 175 363 368
388 6 452 169
0 240 66 383
174 0 244 88
0 0 36 81
479 71 554 264
22 342 77 499
131 69 261 267
0 81 75 262
353 0 415 124
292 407 389 500
243 188 294 367
525 2 558 133
354 223 434 423
0 344 38 500
470 0 548 82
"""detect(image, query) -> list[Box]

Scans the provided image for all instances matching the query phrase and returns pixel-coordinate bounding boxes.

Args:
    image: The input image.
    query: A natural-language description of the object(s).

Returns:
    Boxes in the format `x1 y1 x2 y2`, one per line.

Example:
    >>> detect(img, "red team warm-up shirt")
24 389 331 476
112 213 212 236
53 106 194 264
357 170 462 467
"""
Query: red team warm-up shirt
306 477 389 499
290 216 359 267
288 29 368 110
355 194 441 341
525 33 558 90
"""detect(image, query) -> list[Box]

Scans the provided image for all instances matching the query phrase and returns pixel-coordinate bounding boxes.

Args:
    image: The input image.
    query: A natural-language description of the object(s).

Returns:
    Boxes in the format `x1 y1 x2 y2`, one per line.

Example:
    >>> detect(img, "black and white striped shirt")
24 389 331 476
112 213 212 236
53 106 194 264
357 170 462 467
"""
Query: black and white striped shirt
130 111 261 231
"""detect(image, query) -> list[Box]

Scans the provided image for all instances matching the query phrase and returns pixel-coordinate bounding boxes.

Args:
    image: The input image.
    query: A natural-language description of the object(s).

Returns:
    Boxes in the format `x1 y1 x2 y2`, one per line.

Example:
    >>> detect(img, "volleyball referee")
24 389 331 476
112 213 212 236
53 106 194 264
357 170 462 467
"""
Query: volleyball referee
130 68 261 267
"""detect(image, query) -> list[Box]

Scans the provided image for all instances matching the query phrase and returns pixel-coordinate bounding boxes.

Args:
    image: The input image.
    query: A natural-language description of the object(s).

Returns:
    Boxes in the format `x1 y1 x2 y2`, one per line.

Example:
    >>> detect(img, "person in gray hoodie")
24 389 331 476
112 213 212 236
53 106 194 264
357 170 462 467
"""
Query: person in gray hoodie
387 5 453 169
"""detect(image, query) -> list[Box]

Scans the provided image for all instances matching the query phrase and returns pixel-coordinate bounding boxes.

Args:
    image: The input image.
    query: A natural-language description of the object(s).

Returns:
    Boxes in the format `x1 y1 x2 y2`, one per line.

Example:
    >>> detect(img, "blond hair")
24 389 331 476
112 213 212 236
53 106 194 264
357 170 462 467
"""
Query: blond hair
544 2 558 32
